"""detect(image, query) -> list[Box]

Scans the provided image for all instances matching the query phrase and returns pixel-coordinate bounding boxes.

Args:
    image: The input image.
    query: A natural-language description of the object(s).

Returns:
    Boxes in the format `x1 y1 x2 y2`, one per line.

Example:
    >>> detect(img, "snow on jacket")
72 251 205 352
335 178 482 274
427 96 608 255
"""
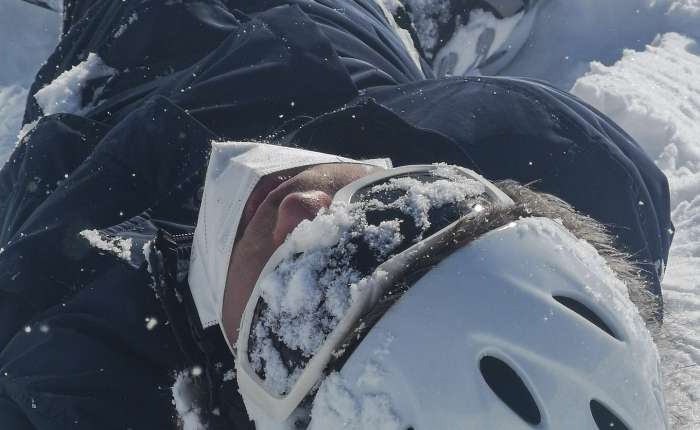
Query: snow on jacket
0 0 672 428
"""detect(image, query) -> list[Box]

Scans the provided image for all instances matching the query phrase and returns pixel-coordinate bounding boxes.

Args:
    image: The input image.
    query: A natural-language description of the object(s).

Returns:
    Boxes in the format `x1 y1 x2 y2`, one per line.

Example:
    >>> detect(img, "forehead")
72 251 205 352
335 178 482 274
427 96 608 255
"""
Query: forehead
265 163 382 197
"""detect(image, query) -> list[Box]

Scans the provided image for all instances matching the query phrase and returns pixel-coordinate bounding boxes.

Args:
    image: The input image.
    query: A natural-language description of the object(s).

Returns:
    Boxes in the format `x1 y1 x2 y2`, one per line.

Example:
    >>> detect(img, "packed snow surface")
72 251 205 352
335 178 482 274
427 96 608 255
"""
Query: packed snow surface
0 0 58 165
571 32 700 429
500 0 700 89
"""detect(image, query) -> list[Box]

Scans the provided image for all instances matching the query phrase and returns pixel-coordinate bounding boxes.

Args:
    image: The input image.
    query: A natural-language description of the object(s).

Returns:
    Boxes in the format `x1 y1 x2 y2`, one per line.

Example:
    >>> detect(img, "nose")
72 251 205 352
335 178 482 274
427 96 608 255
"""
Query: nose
273 190 332 246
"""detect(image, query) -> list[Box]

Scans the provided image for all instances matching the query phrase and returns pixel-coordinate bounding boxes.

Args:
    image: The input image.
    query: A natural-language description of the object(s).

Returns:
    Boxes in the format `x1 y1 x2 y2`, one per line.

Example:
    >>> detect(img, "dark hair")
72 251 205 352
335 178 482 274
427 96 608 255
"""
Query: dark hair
485 180 658 327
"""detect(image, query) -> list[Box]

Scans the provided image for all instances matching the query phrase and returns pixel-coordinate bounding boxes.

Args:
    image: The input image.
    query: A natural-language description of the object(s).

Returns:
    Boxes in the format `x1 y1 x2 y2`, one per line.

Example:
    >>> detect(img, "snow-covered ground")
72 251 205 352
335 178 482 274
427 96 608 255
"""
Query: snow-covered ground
0 0 58 163
569 31 700 429
0 0 698 428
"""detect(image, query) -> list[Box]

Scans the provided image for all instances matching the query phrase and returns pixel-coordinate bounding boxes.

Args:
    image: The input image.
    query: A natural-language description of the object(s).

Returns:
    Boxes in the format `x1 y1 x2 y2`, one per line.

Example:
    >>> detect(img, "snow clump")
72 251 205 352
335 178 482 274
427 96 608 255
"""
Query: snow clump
34 53 115 116
172 371 206 430
79 229 133 262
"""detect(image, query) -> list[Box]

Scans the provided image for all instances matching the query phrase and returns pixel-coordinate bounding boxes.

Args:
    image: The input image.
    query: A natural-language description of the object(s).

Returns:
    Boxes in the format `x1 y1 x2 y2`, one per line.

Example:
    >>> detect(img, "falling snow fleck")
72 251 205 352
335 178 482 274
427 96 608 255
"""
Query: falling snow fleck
146 317 159 331
223 369 236 381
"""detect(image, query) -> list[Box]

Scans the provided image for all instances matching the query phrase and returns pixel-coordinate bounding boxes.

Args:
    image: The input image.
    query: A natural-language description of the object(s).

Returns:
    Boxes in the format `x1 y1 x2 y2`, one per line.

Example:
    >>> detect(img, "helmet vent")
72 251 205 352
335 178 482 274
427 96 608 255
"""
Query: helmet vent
553 296 619 340
479 356 541 426
590 400 630 430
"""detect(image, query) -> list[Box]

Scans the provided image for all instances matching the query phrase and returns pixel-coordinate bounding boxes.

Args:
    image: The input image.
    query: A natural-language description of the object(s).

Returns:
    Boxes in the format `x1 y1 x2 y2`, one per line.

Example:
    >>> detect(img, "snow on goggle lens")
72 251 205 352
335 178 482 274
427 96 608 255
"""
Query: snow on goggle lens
236 165 514 421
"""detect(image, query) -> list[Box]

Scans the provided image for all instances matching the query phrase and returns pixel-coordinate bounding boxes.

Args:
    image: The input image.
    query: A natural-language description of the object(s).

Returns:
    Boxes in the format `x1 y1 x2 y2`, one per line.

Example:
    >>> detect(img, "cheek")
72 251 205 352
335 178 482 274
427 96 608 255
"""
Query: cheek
222 214 278 344
222 189 331 343
273 190 332 246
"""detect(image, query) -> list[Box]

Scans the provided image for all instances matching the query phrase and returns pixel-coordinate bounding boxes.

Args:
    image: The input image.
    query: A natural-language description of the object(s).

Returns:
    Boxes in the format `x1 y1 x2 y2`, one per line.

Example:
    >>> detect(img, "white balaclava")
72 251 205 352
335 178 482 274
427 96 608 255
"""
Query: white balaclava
188 141 391 331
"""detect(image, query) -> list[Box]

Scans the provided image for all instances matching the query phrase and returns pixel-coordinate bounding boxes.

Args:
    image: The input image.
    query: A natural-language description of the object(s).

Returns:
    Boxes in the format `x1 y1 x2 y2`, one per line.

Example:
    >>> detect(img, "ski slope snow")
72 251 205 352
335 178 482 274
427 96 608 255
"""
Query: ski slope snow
570 31 700 429
0 0 58 163
0 0 698 428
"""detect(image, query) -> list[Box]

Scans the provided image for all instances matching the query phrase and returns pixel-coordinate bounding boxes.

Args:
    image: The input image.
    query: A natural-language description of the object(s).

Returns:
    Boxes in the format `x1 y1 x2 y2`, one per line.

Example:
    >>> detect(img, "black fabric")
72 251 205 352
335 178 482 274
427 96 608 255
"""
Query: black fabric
287 77 672 298
0 398 35 430
2 0 672 428
0 263 182 430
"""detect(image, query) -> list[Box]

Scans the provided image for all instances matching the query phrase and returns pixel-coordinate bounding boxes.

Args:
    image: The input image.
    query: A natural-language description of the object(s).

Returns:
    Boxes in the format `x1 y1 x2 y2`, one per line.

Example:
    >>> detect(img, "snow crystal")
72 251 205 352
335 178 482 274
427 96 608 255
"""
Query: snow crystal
172 372 206 430
247 167 486 397
34 53 115 116
79 229 133 262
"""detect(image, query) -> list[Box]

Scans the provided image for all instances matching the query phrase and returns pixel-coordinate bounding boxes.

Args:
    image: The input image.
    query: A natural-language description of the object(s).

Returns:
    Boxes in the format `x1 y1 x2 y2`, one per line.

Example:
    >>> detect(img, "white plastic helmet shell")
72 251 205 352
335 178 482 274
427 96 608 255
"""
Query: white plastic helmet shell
308 217 666 430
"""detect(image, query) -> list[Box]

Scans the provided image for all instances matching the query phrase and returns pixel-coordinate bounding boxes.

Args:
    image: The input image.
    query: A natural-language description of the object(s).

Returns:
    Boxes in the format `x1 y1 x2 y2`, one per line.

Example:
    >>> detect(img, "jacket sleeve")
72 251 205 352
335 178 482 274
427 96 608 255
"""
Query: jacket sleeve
0 262 185 430
0 97 215 351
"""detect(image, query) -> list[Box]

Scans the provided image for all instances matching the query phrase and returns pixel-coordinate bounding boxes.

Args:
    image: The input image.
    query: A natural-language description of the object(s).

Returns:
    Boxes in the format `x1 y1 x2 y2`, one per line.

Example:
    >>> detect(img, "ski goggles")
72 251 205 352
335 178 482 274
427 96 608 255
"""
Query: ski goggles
235 164 514 421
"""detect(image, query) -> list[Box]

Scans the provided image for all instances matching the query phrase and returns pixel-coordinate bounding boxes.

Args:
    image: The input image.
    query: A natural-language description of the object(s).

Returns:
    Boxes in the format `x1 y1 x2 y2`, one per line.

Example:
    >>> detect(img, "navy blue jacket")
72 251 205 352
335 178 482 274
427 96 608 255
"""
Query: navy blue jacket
1 0 672 428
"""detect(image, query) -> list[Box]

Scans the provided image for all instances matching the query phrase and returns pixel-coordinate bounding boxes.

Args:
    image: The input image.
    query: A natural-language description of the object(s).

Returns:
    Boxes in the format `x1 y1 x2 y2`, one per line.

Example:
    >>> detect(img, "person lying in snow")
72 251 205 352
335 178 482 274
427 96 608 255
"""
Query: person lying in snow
0 0 673 429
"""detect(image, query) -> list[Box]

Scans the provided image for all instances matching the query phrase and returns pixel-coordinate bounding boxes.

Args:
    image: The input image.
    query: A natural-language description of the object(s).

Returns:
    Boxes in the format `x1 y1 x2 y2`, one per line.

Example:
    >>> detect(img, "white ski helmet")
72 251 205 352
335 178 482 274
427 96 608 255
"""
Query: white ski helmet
234 165 666 429
308 216 666 430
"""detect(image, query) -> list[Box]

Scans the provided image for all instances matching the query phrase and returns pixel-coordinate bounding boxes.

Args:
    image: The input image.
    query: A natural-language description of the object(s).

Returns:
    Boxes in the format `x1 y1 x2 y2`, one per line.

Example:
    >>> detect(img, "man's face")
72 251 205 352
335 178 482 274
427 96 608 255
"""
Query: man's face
222 163 381 344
